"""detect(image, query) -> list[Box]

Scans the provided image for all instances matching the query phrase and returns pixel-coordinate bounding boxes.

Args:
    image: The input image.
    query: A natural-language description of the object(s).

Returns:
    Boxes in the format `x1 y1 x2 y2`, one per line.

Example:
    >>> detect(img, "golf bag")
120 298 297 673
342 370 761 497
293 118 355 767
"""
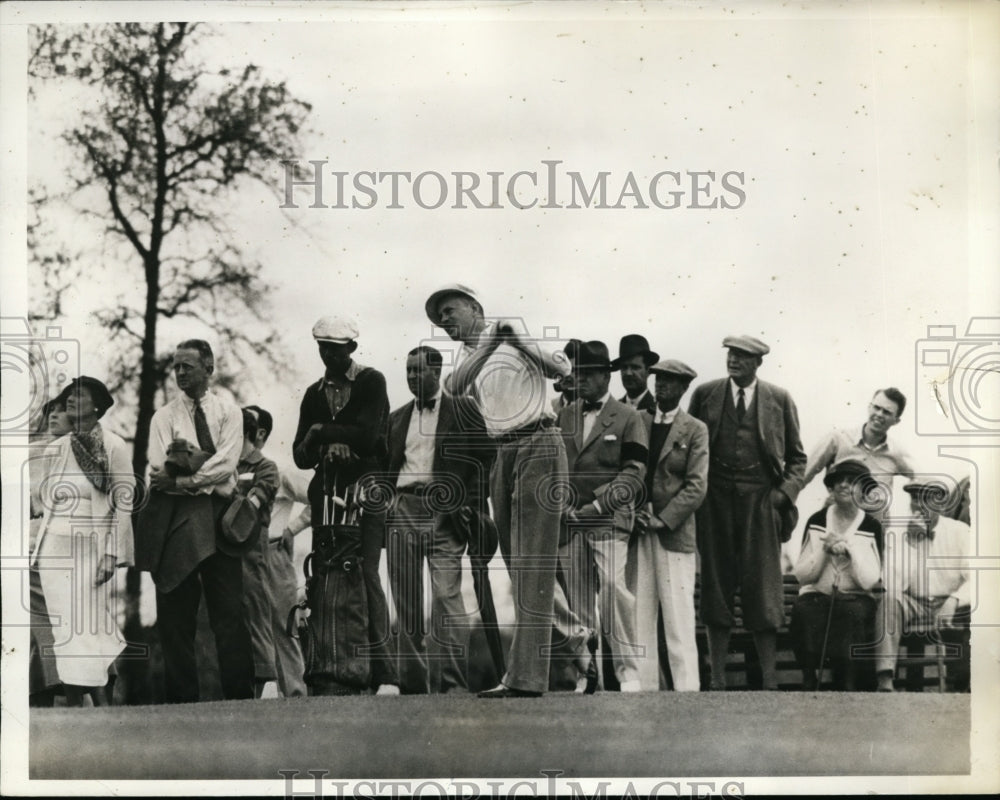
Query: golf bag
292 479 371 694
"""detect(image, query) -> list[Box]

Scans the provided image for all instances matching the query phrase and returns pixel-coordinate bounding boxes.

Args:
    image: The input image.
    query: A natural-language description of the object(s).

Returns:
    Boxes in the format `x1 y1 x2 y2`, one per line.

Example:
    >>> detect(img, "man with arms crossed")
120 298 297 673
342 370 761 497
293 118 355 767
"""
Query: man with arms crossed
140 340 253 702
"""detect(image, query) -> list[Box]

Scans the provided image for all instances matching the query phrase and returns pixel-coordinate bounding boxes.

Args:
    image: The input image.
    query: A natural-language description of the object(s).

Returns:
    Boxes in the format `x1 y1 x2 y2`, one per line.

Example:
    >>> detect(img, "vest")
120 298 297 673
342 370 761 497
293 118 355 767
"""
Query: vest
712 388 769 484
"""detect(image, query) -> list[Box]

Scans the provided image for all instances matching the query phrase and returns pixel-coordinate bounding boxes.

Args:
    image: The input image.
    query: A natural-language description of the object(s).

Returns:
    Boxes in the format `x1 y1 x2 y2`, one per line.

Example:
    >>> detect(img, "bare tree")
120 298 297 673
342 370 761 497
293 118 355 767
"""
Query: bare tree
29 22 311 702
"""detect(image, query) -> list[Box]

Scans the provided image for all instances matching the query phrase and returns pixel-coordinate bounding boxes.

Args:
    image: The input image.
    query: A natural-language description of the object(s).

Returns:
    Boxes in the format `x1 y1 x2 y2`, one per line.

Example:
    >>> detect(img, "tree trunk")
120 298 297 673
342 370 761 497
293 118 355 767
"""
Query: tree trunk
121 255 162 704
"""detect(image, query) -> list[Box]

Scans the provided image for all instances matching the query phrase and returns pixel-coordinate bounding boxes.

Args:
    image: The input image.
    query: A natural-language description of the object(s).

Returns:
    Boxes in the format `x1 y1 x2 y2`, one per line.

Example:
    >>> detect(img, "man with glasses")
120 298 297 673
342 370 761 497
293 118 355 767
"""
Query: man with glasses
802 388 914 521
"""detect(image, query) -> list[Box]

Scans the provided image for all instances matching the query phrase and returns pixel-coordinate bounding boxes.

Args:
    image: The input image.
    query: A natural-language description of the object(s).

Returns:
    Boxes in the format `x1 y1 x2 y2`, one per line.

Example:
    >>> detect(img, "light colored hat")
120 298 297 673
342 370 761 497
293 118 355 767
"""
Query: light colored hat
649 359 697 381
424 284 480 325
312 316 359 343
722 335 770 356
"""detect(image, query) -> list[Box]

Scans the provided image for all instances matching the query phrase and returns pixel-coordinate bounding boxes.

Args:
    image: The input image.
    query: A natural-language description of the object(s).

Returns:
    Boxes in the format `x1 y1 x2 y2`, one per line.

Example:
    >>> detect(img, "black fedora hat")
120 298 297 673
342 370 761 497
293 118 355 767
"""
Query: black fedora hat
610 334 659 369
574 340 615 371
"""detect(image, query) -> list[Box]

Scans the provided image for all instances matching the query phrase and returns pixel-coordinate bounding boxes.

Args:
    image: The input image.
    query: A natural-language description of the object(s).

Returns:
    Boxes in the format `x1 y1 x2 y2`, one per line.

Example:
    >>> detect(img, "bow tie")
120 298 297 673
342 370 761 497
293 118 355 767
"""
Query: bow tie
582 400 603 413
416 398 437 412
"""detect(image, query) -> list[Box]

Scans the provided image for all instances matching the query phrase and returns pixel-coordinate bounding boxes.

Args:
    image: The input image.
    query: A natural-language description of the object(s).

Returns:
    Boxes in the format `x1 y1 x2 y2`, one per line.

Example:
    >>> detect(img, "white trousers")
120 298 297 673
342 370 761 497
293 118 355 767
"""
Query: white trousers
559 530 640 685
634 535 699 691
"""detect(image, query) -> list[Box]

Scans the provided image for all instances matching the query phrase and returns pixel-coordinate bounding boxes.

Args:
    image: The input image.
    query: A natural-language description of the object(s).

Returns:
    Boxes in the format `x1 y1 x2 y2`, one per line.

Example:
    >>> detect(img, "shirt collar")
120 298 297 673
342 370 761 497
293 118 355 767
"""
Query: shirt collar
321 360 364 385
729 377 757 401
585 392 612 412
180 389 213 409
858 423 888 452
415 390 442 410
624 390 649 408
654 406 679 425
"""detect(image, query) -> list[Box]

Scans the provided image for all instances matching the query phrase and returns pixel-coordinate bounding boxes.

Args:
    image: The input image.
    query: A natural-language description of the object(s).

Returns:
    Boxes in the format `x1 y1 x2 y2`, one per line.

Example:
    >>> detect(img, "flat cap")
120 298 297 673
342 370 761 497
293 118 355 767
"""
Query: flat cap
722 335 770 356
312 316 359 343
901 477 955 512
649 359 697 381
425 284 480 325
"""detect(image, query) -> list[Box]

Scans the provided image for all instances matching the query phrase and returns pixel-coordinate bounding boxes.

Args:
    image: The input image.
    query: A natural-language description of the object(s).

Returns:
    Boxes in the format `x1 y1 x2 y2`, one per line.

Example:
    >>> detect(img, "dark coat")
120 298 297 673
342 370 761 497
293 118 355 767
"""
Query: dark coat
387 393 494 515
292 365 390 519
687 378 806 503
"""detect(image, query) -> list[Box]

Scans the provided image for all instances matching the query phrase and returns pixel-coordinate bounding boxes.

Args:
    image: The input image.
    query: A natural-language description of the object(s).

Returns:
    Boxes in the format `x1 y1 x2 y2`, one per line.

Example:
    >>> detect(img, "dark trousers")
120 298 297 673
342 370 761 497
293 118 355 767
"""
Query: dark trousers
156 549 254 703
360 508 398 688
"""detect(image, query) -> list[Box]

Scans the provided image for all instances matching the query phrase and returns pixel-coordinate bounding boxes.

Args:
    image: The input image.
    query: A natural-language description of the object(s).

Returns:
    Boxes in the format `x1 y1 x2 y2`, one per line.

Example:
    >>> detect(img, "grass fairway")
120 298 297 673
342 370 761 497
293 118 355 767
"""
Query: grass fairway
30 691 969 780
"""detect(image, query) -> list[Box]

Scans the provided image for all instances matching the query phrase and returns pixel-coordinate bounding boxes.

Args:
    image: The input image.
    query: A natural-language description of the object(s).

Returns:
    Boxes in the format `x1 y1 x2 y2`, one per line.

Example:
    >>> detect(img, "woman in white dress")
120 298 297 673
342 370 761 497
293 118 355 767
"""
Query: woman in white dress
29 391 74 705
31 377 135 706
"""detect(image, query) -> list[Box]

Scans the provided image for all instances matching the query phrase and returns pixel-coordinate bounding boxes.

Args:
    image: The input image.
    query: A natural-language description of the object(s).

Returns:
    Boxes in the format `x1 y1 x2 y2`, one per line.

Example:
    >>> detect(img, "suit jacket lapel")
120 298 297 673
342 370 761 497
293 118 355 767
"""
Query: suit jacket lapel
581 399 615 452
433 394 455 474
657 410 688 469
388 401 415 475
755 381 774 445
706 380 726 441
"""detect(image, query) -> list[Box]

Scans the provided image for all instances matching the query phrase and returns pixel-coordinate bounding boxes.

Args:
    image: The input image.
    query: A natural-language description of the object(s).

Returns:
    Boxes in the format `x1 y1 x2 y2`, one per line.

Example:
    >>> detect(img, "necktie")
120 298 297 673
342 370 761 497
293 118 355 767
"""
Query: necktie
417 398 437 412
736 388 746 421
193 398 216 455
582 399 603 413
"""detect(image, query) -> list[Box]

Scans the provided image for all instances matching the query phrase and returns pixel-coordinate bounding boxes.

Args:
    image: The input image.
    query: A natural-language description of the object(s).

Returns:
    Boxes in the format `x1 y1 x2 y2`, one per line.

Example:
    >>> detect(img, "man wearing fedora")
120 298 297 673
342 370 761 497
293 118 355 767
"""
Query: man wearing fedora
688 335 806 690
385 345 494 693
874 479 971 692
556 340 648 692
140 339 254 702
613 334 659 413
633 359 708 692
425 284 576 698
292 316 398 694
235 408 280 698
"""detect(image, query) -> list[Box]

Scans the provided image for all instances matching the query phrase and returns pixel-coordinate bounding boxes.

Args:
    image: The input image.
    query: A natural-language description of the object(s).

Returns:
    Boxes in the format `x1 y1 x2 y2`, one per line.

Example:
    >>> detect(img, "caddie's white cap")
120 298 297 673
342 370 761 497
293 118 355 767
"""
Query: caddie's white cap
312 316 359 343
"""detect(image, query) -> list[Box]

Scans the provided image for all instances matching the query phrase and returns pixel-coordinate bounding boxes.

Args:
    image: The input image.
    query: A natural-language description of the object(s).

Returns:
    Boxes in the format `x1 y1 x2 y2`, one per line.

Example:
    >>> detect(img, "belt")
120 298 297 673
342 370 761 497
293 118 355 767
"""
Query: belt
491 418 552 445
711 457 763 472
395 483 428 496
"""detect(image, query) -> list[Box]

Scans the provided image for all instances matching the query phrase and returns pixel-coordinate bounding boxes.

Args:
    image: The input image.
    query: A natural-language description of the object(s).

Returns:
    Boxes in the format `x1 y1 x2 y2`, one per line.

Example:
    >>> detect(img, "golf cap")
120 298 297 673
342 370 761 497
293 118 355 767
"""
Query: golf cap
312 316 359 343
722 335 770 356
425 284 480 325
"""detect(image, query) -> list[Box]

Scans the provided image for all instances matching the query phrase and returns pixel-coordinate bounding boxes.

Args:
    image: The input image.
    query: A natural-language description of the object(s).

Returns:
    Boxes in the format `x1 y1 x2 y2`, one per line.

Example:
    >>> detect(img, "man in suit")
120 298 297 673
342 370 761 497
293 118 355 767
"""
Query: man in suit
633 360 708 691
612 334 659 413
292 316 398 694
557 340 648 692
688 335 806 690
139 339 254 703
385 345 493 693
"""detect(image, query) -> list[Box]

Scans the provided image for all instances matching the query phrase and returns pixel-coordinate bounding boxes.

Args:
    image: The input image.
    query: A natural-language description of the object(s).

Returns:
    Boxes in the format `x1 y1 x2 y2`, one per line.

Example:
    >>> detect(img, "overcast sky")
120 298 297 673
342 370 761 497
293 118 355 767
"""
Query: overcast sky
3 0 999 794
18 2 999 528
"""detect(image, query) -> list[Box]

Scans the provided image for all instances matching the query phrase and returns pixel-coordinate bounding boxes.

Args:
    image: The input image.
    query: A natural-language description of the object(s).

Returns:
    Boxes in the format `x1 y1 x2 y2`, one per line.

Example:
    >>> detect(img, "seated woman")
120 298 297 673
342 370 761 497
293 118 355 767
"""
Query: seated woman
31 376 134 706
791 458 884 690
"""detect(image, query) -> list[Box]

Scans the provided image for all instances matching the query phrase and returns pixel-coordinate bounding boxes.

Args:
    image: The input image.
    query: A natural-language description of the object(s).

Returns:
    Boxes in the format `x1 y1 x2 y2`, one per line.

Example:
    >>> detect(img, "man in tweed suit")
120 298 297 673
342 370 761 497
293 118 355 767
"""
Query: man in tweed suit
688 335 806 690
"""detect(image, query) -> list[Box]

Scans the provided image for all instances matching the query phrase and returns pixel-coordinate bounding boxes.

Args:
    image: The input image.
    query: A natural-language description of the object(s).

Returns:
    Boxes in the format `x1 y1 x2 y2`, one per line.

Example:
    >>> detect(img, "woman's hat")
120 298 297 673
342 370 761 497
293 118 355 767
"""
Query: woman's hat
68 376 114 417
823 458 874 490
